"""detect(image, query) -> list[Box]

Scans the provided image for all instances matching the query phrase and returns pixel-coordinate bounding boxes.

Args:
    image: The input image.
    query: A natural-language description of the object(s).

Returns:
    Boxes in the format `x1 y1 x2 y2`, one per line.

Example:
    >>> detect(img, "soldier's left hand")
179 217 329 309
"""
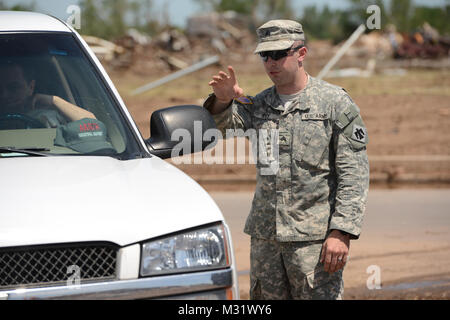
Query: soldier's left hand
320 230 350 274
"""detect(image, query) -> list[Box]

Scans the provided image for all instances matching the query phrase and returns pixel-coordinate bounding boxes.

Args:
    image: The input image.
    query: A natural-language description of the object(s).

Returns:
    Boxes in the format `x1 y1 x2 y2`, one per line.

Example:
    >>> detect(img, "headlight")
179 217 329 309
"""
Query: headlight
140 223 229 277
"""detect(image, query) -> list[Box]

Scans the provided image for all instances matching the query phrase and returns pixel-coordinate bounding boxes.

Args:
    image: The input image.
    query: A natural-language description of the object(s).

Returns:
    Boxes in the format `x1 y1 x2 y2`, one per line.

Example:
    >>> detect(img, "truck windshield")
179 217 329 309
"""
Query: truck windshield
0 33 143 159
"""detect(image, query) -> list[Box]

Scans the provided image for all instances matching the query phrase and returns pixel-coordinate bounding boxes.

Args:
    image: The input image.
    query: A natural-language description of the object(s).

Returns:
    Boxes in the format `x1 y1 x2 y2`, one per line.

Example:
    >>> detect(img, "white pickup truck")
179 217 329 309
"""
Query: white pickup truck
0 11 238 300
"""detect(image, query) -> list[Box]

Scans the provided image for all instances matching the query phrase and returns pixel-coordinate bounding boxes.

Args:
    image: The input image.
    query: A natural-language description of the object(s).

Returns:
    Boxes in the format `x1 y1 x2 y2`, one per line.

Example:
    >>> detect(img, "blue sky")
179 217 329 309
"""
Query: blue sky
2 0 448 27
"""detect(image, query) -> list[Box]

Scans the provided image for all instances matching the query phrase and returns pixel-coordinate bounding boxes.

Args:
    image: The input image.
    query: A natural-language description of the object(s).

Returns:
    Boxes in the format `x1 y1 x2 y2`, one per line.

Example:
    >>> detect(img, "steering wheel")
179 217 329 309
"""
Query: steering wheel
0 113 45 129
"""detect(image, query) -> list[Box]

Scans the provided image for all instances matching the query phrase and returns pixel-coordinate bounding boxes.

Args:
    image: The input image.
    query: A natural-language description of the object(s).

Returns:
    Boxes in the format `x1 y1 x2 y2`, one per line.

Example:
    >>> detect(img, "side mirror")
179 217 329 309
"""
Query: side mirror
146 105 218 159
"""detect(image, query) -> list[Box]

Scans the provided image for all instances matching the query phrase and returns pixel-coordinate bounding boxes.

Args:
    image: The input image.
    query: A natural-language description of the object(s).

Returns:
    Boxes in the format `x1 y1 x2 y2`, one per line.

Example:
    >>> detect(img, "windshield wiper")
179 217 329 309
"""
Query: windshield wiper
0 147 51 157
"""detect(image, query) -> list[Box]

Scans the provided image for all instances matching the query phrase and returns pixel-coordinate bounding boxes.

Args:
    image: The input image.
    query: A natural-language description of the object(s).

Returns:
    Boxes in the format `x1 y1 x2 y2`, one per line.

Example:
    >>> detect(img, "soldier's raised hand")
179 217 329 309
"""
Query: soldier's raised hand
209 66 243 105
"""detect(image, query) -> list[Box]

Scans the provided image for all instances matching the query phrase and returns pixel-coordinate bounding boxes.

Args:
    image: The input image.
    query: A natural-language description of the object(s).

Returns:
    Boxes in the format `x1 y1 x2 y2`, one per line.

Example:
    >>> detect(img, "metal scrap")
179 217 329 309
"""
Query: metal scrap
132 56 220 95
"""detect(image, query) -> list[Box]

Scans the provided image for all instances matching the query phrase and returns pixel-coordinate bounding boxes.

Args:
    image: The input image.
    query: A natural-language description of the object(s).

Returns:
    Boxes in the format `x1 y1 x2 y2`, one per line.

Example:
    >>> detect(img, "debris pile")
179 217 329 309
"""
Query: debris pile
84 12 256 75
343 23 450 60
83 16 449 79
83 35 125 63
393 23 450 59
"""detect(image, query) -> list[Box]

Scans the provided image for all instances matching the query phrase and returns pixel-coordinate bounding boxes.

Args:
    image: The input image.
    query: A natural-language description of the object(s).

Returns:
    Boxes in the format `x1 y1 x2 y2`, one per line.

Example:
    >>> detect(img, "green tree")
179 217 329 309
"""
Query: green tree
194 0 293 23
411 5 450 35
129 0 143 29
258 0 293 20
300 5 354 44
129 0 162 36
194 0 254 14
80 0 161 39
347 0 448 35
79 0 107 37
102 0 128 39
300 6 323 39
389 0 413 32
347 0 389 29
218 0 254 14
0 0 35 11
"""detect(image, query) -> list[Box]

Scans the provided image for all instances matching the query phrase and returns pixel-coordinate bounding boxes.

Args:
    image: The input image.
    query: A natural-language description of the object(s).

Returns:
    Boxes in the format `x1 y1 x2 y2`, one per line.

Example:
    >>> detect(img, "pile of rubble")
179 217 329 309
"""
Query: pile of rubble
83 15 450 81
344 23 450 60
393 23 450 59
306 22 450 78
83 12 256 75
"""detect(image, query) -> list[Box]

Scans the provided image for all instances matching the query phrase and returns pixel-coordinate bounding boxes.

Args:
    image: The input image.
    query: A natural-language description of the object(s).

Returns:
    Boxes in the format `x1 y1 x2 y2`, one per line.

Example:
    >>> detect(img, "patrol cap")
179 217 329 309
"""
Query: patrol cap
54 118 115 154
254 20 305 54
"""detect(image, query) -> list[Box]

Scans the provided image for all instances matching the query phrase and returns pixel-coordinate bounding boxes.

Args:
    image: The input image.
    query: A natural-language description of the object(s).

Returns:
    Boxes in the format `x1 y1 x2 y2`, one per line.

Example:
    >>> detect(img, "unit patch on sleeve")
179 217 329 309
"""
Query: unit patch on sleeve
235 96 253 104
351 124 367 143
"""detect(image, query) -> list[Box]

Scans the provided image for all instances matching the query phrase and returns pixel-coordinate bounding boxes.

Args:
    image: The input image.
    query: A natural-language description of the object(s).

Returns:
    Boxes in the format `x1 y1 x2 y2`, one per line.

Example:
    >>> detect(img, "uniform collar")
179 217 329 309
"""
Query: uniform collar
267 73 315 113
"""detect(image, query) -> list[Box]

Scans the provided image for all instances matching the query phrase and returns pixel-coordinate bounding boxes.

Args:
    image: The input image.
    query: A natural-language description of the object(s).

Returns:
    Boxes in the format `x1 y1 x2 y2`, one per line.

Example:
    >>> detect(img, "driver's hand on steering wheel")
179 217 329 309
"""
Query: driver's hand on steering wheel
31 94 54 110
30 94 95 121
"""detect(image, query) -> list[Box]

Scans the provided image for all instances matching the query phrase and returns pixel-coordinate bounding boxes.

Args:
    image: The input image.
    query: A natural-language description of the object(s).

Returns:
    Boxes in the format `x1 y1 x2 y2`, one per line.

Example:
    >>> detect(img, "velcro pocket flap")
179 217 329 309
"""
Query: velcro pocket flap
336 106 359 130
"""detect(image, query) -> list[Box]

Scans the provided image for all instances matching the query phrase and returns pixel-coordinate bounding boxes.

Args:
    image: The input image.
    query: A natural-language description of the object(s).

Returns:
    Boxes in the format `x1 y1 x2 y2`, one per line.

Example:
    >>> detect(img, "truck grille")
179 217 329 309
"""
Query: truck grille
0 243 118 289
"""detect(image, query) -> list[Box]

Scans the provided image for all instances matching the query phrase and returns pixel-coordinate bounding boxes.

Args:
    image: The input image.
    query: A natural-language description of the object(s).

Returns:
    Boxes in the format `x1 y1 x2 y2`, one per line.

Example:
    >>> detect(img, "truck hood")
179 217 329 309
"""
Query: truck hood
0 156 223 248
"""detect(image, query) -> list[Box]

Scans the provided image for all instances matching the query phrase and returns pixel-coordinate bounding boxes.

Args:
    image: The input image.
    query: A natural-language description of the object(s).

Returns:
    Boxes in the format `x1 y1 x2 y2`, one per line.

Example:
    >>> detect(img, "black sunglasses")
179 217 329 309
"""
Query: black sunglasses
259 45 304 62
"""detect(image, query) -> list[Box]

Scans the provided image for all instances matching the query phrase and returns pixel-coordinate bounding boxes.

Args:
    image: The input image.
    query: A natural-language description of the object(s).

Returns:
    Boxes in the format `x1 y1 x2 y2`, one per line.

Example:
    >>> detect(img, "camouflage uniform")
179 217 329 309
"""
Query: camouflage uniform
250 238 343 300
204 20 369 300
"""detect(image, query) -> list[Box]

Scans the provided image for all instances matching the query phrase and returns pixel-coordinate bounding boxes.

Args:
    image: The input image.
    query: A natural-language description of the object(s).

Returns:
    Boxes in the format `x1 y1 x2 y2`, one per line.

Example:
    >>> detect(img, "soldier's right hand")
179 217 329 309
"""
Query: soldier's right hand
208 66 243 104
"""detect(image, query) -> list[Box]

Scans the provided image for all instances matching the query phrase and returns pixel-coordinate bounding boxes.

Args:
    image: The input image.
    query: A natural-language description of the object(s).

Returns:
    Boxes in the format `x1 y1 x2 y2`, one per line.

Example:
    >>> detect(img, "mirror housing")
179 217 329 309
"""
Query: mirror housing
146 105 218 159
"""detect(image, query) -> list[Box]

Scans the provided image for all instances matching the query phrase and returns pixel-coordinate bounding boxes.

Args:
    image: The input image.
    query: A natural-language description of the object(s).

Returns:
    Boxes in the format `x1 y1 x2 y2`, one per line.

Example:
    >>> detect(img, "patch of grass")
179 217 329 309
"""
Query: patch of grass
112 67 450 110
327 70 450 97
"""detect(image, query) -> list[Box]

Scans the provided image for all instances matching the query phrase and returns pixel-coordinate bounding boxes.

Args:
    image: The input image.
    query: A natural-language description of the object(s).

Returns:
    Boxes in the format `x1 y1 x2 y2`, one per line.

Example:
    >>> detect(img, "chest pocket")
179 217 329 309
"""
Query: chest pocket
252 111 279 172
293 113 331 167
252 112 279 130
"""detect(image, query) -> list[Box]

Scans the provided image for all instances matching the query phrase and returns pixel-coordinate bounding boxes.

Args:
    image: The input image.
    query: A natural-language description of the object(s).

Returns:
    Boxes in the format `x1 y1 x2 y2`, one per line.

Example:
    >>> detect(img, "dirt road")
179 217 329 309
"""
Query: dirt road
210 189 450 299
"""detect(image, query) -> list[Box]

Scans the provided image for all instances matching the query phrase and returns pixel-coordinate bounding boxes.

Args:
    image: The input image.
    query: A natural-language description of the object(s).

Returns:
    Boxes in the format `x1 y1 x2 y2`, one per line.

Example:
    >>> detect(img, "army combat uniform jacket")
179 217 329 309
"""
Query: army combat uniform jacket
204 75 370 242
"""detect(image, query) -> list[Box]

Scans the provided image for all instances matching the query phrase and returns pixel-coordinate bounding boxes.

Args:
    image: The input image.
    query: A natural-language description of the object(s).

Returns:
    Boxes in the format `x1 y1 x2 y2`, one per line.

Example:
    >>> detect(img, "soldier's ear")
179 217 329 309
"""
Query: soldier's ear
297 46 307 63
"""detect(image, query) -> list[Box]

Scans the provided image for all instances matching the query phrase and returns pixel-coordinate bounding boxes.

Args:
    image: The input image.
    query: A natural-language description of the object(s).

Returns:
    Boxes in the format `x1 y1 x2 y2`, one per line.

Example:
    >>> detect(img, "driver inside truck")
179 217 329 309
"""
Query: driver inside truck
0 60 96 129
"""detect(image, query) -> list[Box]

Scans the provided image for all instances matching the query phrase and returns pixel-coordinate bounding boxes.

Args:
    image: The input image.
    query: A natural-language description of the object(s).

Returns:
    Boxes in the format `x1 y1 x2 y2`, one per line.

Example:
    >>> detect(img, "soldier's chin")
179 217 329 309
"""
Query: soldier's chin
267 74 278 83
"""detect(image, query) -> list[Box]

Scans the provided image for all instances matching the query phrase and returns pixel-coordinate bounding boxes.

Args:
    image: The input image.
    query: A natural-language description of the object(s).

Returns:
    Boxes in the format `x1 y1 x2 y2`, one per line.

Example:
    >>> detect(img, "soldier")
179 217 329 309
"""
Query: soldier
204 20 369 300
